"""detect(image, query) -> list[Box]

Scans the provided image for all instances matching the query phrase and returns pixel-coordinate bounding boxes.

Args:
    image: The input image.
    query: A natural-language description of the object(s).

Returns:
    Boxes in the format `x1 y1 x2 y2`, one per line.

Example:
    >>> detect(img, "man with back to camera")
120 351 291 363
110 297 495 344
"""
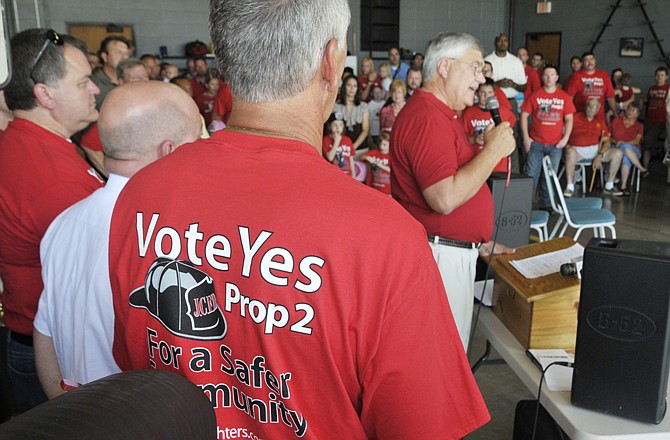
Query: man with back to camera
34 81 202 398
108 1 490 438
90 35 131 108
0 28 104 412
79 58 151 179
391 32 516 351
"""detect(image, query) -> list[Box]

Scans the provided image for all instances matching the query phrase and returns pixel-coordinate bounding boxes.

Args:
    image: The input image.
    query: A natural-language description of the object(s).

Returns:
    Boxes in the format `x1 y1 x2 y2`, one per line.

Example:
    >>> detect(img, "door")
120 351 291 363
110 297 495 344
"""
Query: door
68 24 134 55
525 32 561 72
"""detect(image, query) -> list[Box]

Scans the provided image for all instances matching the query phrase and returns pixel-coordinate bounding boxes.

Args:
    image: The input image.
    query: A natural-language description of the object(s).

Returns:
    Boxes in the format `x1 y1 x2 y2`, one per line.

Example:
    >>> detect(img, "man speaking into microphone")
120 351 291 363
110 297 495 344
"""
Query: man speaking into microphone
391 32 516 350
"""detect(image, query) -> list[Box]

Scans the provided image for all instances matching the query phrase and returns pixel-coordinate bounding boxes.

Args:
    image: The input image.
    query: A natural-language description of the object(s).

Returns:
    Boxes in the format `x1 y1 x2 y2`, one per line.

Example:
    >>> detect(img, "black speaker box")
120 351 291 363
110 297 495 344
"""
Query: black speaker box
488 172 533 248
476 173 533 282
571 238 670 424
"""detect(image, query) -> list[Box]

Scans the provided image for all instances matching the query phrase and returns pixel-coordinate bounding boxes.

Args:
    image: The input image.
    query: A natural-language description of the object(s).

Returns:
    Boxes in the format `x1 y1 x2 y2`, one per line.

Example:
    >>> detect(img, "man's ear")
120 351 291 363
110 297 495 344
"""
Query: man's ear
437 58 450 79
34 84 56 110
159 140 176 157
100 52 108 66
320 38 343 94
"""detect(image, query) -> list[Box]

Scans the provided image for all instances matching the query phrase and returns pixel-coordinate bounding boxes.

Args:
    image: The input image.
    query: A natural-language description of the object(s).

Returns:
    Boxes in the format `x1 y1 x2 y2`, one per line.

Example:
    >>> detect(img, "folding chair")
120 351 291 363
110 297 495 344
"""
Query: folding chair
543 156 616 240
530 210 549 242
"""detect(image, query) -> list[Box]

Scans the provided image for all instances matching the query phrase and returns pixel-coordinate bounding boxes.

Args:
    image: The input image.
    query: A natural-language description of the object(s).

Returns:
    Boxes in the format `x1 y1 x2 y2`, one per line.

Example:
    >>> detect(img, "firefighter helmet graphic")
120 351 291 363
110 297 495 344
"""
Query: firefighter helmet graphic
129 258 227 340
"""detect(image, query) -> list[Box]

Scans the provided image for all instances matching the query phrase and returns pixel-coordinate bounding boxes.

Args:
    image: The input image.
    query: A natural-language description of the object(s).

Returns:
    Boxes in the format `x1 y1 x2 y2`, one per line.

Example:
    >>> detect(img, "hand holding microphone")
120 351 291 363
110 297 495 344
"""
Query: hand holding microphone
483 97 515 159
485 96 515 187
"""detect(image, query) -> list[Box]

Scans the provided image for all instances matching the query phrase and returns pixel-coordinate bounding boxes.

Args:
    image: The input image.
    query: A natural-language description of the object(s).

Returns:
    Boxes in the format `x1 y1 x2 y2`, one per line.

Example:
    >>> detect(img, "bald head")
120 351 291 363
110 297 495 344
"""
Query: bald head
98 81 201 177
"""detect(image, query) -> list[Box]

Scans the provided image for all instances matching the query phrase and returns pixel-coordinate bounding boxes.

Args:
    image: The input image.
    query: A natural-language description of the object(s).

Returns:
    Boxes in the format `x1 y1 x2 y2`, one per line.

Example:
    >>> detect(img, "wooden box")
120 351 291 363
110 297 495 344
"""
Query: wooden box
491 237 581 349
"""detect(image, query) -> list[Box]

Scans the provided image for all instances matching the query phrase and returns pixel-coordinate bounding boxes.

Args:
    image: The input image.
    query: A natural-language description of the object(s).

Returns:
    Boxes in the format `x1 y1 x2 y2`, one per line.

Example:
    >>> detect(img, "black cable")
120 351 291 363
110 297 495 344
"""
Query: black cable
466 177 507 360
531 361 573 440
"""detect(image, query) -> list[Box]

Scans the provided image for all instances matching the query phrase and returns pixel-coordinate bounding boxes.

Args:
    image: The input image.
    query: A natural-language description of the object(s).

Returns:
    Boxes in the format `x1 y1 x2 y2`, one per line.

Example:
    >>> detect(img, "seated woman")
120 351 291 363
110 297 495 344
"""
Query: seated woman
333 76 370 152
357 57 381 102
609 102 647 195
379 80 407 133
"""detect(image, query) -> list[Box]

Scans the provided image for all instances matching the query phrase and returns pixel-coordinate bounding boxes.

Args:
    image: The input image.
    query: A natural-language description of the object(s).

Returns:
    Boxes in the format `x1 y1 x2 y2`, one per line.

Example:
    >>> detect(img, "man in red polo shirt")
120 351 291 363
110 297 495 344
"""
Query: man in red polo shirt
392 32 516 351
563 97 623 197
0 28 104 412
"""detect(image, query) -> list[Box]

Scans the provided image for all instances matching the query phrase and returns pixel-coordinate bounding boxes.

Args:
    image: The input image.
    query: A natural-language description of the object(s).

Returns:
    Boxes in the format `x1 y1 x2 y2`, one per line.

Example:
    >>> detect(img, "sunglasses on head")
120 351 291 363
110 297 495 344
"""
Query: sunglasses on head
29 29 63 84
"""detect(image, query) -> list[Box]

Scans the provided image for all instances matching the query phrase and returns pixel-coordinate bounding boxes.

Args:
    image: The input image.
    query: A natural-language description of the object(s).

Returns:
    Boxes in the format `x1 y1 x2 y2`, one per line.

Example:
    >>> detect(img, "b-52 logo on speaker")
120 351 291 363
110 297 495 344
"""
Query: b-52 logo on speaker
129 258 227 340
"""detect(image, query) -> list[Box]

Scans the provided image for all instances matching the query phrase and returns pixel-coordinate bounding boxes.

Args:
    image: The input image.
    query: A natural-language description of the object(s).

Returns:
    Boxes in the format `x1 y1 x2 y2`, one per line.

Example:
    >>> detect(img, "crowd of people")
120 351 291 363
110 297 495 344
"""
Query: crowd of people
321 33 669 205
0 2 669 438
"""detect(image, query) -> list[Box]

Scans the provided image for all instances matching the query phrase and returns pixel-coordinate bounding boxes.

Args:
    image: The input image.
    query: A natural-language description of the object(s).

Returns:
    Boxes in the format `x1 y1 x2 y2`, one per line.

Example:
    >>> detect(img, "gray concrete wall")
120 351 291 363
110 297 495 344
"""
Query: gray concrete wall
511 0 670 95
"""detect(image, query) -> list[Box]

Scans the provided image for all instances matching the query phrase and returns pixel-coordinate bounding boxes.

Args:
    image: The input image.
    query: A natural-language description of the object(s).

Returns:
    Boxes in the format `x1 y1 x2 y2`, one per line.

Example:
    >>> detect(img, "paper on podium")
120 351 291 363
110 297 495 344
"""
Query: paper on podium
510 243 585 279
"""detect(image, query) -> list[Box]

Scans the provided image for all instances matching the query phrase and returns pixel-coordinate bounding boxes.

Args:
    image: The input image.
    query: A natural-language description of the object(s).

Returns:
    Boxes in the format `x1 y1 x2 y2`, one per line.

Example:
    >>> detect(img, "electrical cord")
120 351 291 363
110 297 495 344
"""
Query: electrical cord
466 176 507 360
531 361 573 440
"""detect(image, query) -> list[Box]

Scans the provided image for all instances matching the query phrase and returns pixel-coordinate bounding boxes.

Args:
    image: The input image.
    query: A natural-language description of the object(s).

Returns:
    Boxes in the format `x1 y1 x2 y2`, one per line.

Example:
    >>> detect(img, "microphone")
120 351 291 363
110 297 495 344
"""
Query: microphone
485 96 511 187
485 96 503 126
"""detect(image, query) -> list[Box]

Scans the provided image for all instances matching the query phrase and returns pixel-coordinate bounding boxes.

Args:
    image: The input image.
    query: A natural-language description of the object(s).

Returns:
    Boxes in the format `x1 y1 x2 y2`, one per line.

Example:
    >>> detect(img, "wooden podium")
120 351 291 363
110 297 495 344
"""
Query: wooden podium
491 236 582 349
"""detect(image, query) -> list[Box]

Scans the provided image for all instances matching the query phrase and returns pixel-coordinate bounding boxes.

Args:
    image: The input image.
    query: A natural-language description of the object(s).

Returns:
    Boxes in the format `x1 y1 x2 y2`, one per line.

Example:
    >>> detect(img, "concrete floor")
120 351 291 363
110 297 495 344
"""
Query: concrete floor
464 164 670 440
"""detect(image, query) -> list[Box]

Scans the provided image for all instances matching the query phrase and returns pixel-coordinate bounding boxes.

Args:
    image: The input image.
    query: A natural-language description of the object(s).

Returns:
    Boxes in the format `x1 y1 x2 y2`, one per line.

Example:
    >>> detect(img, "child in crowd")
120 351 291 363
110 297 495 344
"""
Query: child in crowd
322 112 356 178
161 64 179 82
611 72 640 120
195 73 220 127
367 85 386 147
378 63 392 98
362 131 392 195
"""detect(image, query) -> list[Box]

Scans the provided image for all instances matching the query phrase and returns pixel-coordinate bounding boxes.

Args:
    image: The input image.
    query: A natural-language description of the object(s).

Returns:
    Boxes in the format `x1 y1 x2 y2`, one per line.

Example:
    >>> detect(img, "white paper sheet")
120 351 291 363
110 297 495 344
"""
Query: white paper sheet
527 349 575 391
510 243 585 279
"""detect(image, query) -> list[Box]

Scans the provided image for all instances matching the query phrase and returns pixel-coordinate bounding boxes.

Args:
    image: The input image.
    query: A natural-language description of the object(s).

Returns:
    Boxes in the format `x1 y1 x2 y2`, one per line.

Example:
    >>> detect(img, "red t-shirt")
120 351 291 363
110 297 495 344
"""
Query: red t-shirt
569 113 609 147
609 116 644 146
195 94 217 127
615 86 633 104
391 89 494 243
109 130 489 439
363 149 391 194
80 122 103 152
521 87 576 145
357 74 381 102
645 84 670 125
461 105 516 173
0 118 104 334
494 87 513 111
322 134 355 175
212 82 233 124
523 65 542 100
190 76 207 101
565 69 615 119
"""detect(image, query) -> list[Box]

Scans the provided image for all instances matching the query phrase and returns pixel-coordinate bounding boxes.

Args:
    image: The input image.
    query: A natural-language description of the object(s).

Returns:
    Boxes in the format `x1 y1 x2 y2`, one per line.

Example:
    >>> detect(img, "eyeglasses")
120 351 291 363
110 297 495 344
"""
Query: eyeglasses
29 29 63 84
449 58 485 77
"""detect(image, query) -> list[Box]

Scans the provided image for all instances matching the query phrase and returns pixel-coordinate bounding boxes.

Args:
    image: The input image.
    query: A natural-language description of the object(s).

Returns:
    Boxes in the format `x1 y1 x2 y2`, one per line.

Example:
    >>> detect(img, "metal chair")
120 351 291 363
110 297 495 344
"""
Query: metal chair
543 157 604 239
557 158 602 194
543 156 616 240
